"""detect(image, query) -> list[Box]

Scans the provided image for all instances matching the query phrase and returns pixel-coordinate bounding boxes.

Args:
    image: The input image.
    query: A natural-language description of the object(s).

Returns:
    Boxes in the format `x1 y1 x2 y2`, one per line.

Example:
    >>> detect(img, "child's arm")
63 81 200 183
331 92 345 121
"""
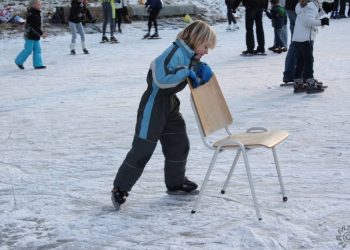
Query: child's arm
150 59 190 89
299 3 322 28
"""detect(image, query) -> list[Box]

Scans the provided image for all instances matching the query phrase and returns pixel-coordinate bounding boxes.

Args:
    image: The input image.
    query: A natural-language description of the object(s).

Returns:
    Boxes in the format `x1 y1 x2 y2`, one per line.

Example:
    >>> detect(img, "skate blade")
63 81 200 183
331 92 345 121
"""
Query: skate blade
111 195 121 210
166 190 199 195
280 83 294 87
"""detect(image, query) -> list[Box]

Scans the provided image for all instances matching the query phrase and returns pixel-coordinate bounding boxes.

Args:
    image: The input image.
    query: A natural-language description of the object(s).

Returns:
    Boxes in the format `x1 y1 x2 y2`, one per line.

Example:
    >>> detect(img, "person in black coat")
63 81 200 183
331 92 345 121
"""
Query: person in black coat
15 0 46 69
68 0 89 55
143 0 163 39
225 0 239 31
232 0 268 55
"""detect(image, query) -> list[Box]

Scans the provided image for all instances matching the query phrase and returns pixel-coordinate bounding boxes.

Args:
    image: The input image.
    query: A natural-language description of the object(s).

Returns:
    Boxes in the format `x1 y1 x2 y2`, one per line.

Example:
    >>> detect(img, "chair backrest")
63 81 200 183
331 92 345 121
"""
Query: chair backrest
190 74 233 137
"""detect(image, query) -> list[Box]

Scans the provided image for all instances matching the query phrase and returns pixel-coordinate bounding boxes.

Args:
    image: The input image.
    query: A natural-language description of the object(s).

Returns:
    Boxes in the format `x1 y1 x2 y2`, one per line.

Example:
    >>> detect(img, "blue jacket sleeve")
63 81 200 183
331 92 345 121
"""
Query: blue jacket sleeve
150 48 190 89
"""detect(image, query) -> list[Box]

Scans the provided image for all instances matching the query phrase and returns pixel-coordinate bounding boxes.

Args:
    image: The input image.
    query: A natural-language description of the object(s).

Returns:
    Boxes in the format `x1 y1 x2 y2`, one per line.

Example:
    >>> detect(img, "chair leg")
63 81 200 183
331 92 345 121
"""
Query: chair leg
221 149 241 194
191 147 221 214
272 147 288 202
241 148 262 221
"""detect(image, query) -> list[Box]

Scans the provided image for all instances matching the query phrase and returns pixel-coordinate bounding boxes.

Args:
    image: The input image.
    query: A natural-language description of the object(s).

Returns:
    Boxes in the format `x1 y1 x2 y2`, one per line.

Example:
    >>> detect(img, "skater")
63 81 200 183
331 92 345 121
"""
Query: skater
111 20 217 209
292 0 329 93
143 0 163 39
265 0 287 53
15 0 46 70
225 0 239 31
100 0 118 43
68 0 89 55
232 0 268 55
114 0 126 33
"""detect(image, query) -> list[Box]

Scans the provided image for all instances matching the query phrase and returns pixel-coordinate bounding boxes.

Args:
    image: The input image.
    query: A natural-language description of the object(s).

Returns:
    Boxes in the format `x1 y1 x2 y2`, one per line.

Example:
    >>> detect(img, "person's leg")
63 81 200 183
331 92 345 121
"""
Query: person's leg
245 7 255 52
293 42 304 80
113 136 158 191
281 24 288 48
69 21 78 52
117 9 122 31
255 8 265 52
106 2 114 37
274 28 284 48
227 6 233 25
331 0 339 18
286 10 296 37
283 41 297 82
151 8 160 35
76 22 87 51
15 39 34 66
339 0 346 16
160 98 190 187
302 41 314 80
102 2 109 36
32 40 44 68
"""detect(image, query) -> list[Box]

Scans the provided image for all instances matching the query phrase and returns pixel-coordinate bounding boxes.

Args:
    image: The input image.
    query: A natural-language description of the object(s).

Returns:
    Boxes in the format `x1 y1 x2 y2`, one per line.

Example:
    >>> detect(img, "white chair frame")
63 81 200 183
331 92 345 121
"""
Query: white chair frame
189 76 288 221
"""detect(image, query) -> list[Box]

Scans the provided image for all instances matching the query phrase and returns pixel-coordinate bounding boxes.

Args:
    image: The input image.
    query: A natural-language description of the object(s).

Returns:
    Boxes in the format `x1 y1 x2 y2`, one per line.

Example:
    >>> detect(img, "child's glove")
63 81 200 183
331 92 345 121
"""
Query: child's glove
321 17 329 26
188 70 201 88
197 62 213 83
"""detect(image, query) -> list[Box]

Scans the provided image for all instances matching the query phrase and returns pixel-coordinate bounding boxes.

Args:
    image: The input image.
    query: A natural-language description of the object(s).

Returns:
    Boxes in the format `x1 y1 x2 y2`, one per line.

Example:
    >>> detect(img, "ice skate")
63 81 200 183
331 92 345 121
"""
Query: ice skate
111 187 129 210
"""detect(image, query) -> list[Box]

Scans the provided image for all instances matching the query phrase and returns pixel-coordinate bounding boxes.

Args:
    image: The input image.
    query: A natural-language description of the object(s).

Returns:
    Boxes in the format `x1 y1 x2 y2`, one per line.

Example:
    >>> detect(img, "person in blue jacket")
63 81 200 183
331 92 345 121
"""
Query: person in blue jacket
15 0 47 70
111 20 217 210
143 0 163 38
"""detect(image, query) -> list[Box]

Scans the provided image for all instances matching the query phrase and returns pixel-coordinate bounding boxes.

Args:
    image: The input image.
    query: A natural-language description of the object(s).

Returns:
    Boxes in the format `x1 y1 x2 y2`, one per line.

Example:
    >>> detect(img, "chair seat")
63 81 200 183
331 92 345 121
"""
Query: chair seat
213 130 289 149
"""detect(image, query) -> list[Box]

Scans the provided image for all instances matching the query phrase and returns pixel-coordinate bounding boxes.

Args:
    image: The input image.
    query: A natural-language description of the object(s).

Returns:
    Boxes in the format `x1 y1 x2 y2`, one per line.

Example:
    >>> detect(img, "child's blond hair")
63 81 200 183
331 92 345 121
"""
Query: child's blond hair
28 0 40 9
177 20 216 50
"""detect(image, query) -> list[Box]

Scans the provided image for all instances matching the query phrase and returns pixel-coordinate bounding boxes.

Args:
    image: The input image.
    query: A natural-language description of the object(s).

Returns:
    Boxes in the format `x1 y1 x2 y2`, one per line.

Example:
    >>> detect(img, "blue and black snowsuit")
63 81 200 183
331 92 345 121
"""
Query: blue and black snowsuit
113 39 196 192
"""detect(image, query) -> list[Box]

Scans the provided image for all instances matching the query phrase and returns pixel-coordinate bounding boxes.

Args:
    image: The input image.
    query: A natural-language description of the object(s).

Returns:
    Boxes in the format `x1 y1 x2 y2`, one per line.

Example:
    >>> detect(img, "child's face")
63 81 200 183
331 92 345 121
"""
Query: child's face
33 1 42 10
194 43 209 60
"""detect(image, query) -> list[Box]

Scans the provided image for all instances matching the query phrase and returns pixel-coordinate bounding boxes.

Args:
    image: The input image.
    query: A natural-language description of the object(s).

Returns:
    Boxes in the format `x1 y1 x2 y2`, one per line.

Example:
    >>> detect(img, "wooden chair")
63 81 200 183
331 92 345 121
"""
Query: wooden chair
189 74 288 220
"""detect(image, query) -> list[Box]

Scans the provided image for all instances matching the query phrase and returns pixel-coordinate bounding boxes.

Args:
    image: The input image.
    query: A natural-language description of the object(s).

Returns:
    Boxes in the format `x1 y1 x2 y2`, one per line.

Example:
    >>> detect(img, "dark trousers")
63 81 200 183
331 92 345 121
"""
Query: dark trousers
245 7 265 51
226 4 237 24
113 94 190 191
338 0 346 15
148 8 161 33
115 8 122 30
293 41 314 80
283 10 297 82
102 1 114 36
274 28 284 47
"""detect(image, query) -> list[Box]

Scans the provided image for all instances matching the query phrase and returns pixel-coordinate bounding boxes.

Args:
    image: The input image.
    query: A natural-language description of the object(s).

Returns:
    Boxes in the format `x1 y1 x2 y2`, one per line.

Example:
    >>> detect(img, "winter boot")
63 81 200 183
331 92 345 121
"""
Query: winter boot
111 187 129 210
110 36 118 43
241 49 255 56
232 23 239 30
82 42 89 54
150 32 159 38
101 36 109 43
70 43 76 55
293 78 306 93
143 32 150 39
166 177 198 194
305 78 324 94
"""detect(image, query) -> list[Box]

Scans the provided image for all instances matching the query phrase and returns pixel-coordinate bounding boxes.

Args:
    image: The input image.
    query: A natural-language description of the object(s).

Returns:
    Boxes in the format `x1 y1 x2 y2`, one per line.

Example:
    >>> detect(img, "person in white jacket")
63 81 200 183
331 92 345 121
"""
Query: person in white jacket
292 0 329 93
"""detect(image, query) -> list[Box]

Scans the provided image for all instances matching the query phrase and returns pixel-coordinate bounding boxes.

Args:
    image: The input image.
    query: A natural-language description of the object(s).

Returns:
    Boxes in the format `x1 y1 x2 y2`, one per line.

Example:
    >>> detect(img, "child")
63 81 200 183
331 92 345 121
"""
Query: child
143 0 163 39
68 0 89 55
225 0 239 31
292 0 329 93
265 0 287 53
111 20 216 209
15 0 46 70
114 0 126 33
